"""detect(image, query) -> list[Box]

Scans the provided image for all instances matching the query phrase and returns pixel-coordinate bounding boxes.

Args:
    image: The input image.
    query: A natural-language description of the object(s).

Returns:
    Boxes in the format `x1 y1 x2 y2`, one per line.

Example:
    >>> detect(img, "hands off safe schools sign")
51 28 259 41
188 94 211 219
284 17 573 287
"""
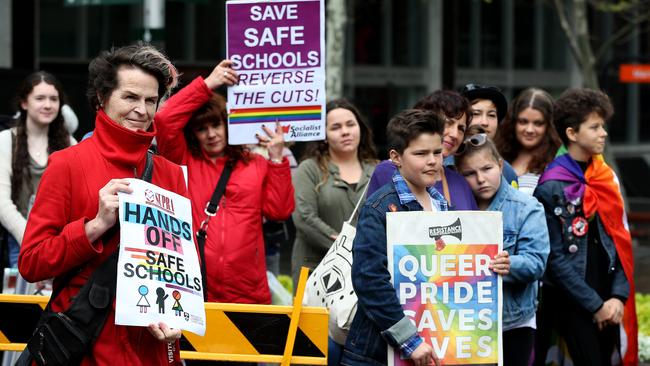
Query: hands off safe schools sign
116 179 206 336
226 0 326 144
387 211 503 366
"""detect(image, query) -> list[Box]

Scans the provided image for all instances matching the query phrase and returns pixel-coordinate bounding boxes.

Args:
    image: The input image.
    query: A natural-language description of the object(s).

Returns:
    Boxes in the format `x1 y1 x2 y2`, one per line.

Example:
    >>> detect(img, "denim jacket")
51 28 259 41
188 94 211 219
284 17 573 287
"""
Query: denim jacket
487 180 550 329
342 180 446 366
533 179 630 313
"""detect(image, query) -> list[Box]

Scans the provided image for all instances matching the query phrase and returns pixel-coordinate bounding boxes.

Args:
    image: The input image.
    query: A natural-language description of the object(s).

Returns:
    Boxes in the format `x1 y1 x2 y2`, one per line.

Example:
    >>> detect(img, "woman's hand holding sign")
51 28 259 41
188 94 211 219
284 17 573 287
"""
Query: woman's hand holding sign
205 60 239 90
85 178 133 243
256 120 285 163
148 322 182 342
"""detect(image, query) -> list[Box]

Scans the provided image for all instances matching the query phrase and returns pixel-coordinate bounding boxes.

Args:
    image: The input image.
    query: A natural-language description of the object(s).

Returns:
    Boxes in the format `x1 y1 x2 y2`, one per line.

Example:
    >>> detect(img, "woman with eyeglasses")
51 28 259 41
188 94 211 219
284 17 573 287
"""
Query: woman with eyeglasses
367 90 477 210
455 126 549 366
494 88 562 195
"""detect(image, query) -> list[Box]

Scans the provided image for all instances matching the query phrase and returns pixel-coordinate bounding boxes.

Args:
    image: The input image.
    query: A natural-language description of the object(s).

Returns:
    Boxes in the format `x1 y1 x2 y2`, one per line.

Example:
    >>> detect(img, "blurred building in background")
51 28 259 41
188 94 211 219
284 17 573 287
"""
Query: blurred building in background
0 0 649 237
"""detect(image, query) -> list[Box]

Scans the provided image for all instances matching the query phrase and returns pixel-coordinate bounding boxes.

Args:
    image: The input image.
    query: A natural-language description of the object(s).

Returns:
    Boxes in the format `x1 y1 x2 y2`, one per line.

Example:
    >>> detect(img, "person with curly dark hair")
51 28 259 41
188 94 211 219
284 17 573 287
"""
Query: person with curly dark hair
0 71 75 268
19 43 188 364
494 88 562 195
534 89 637 366
154 59 295 306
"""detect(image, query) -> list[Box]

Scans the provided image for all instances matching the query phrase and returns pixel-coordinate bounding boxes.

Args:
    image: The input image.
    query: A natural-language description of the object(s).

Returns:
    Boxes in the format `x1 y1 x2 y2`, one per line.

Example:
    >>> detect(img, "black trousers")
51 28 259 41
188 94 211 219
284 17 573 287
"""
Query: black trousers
503 327 535 366
535 285 620 366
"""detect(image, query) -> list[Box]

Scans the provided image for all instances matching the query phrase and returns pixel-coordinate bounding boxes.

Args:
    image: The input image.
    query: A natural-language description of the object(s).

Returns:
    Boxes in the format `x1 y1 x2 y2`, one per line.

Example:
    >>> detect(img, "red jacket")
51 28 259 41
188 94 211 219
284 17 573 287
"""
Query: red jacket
155 77 295 304
19 110 186 366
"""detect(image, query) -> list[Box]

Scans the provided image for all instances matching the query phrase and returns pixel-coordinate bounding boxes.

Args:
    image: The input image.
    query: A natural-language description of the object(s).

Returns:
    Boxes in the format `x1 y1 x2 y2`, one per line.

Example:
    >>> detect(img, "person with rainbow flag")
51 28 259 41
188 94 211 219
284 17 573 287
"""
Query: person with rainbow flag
533 89 637 366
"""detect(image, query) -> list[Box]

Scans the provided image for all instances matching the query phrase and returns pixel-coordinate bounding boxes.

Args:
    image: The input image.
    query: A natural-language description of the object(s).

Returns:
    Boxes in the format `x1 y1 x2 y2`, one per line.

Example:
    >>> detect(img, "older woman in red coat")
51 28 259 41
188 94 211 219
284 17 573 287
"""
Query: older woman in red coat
155 60 295 304
19 44 187 365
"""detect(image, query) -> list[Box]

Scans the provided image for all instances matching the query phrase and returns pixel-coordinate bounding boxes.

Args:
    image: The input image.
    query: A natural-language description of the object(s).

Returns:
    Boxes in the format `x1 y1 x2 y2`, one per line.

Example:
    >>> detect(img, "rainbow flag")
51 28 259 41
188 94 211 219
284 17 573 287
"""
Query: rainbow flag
538 153 638 365
228 105 322 124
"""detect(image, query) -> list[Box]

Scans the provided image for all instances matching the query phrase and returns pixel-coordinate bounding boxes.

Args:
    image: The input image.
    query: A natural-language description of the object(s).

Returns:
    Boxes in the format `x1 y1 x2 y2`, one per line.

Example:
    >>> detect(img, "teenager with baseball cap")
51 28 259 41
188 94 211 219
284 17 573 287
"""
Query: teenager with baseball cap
461 83 518 186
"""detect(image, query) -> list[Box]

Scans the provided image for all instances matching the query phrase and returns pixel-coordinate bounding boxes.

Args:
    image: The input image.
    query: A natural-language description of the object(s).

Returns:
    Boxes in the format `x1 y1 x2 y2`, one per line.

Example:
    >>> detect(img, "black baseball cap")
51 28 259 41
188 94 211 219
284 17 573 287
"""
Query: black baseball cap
460 83 508 123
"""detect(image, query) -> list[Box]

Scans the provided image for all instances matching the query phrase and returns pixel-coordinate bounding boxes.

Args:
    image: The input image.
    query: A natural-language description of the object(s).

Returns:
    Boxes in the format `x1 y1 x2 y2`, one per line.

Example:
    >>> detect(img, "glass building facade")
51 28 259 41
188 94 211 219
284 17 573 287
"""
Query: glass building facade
1 0 649 147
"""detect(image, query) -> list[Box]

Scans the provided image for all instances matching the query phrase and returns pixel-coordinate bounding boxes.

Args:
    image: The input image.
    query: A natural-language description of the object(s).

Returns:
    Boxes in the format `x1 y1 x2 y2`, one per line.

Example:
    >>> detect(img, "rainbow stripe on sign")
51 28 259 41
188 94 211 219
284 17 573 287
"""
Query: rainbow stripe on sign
229 105 321 124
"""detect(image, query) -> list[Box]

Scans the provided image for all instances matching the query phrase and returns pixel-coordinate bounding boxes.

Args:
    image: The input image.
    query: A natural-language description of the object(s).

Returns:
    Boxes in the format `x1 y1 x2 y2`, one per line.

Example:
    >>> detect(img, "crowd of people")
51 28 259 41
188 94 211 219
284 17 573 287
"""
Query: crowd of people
0 42 637 366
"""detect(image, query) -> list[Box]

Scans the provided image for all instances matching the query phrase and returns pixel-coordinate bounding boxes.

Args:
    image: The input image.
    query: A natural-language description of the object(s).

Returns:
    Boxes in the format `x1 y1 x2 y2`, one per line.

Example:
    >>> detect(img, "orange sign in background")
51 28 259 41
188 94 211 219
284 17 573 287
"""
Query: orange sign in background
620 64 650 83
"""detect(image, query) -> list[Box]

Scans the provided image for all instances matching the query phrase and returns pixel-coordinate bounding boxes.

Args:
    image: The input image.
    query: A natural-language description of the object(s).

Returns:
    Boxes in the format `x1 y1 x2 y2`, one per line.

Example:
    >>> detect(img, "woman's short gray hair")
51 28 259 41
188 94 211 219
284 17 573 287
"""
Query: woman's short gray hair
87 42 179 110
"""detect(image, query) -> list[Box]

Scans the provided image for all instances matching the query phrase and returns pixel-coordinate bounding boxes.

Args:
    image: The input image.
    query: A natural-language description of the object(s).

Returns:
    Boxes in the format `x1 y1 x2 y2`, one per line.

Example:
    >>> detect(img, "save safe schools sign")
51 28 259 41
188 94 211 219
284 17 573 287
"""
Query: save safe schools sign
226 0 326 144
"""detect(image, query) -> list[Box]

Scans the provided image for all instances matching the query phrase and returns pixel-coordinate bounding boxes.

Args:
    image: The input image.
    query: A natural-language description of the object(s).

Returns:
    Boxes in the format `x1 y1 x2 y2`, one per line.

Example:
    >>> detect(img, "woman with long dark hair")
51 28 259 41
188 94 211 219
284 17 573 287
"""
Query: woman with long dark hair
494 88 561 194
291 99 377 282
291 98 377 365
0 71 75 267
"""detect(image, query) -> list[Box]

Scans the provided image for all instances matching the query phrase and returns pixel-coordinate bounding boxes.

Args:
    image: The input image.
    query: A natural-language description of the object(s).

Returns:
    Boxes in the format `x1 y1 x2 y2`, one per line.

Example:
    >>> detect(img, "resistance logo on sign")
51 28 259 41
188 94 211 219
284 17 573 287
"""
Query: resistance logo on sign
388 211 503 366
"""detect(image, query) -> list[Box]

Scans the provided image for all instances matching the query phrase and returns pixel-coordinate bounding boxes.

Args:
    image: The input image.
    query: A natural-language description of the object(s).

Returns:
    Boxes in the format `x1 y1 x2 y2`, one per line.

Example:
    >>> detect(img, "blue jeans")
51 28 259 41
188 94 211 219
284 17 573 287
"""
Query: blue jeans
7 232 19 268
328 337 343 366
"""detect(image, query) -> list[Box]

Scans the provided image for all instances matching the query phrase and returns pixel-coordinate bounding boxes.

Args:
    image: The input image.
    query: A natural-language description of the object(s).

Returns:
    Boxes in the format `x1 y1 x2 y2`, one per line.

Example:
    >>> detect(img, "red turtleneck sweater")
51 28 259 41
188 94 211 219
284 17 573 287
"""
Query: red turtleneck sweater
19 110 187 365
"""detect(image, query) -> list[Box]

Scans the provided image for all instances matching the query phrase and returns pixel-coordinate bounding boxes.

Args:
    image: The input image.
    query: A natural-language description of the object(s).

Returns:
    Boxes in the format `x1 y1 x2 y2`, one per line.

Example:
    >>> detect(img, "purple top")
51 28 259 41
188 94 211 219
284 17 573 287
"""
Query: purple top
367 160 478 210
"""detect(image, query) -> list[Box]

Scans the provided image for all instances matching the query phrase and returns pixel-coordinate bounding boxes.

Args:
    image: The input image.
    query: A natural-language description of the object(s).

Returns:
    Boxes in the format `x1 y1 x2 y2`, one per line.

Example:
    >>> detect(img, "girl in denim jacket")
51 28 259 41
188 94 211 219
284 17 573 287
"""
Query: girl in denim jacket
456 127 549 366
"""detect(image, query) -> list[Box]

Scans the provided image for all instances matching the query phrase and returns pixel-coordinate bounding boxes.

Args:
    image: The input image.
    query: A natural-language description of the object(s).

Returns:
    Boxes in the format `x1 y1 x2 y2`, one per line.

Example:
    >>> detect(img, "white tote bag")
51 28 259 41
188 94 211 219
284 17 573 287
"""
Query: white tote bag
303 184 368 345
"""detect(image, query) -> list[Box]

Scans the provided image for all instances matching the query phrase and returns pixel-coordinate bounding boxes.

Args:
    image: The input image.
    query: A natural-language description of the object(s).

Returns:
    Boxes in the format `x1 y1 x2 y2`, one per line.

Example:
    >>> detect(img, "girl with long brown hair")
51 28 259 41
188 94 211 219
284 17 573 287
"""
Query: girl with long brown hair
0 71 75 267
291 99 377 284
494 88 562 194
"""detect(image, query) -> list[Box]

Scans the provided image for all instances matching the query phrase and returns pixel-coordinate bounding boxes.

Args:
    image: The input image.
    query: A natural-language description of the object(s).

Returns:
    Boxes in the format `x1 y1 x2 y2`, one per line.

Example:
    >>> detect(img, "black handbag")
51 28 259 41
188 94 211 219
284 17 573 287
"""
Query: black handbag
195 164 232 301
15 150 155 366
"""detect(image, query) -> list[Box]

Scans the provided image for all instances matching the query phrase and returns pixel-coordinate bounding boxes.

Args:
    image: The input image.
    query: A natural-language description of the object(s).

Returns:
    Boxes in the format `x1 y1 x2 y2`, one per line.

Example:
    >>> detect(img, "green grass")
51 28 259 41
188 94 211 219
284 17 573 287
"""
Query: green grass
638 293 650 335
638 293 650 362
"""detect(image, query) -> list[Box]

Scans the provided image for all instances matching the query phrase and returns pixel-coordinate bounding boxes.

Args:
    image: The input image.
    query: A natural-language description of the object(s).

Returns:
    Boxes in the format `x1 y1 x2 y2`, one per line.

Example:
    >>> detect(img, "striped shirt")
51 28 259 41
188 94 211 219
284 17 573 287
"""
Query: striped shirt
517 172 540 195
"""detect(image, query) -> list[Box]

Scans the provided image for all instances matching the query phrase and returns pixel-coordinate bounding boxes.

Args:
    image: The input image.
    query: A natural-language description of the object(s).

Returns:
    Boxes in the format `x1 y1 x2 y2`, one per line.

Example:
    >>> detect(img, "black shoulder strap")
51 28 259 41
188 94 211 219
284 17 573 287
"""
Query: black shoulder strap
196 163 233 300
140 149 155 183
205 164 232 215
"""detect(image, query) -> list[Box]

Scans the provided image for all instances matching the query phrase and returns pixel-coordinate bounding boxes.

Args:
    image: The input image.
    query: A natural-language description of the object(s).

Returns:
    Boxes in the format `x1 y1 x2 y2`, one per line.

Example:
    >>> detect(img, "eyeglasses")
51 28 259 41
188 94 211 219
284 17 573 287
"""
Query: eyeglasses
455 133 488 156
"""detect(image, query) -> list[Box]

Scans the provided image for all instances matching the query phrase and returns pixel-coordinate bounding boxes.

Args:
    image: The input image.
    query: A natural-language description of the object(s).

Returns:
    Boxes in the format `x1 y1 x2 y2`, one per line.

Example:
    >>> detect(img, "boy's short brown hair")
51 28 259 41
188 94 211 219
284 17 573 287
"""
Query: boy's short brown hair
386 109 445 155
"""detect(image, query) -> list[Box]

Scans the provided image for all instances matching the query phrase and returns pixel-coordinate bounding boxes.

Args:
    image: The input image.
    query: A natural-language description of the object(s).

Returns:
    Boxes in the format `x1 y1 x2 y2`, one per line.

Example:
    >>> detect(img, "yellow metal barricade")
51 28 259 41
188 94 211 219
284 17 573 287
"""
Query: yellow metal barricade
0 268 327 364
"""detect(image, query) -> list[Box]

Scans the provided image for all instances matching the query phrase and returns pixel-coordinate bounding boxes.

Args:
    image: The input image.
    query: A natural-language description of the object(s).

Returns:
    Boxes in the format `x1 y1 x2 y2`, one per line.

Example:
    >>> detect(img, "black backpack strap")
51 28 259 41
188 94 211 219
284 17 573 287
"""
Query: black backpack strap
196 164 232 300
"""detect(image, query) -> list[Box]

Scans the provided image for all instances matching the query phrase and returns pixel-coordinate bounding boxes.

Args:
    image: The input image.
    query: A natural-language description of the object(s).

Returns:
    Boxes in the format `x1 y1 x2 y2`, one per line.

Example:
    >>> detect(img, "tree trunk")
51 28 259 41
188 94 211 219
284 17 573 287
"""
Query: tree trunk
325 0 346 101
573 0 600 88
552 0 631 212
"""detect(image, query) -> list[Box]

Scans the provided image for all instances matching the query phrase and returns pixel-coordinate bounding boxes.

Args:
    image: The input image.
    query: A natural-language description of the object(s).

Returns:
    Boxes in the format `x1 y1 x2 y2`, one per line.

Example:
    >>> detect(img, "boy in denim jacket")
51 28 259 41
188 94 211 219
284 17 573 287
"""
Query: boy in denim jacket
340 109 445 366
533 89 637 365
342 110 511 365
